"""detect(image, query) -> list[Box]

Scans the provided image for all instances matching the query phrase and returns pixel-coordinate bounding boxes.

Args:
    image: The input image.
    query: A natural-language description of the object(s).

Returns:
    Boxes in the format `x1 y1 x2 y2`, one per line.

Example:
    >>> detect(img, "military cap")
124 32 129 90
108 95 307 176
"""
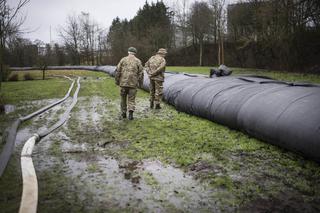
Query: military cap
157 48 167 55
128 47 137 54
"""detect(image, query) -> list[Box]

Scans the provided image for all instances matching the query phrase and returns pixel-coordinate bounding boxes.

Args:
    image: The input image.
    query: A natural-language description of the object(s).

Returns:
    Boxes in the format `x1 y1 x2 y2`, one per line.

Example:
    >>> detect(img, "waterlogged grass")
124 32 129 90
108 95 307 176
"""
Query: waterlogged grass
100 105 267 167
141 171 159 187
77 71 319 209
103 104 320 207
1 69 320 211
3 70 147 102
1 78 69 104
0 156 22 213
167 66 320 84
87 163 99 173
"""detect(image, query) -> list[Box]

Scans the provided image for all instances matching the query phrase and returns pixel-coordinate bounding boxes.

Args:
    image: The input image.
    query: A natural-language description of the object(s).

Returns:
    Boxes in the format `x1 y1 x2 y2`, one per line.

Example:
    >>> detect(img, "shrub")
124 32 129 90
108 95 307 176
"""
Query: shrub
8 74 19 81
23 73 34 80
1 64 11 82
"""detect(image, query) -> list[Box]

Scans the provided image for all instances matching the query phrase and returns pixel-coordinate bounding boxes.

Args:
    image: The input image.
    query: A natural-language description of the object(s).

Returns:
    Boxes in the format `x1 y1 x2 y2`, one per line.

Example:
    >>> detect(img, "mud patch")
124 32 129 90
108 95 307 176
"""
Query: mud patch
189 161 227 178
140 160 217 211
239 191 320 213
187 151 320 212
60 155 218 212
32 119 218 212
76 96 108 128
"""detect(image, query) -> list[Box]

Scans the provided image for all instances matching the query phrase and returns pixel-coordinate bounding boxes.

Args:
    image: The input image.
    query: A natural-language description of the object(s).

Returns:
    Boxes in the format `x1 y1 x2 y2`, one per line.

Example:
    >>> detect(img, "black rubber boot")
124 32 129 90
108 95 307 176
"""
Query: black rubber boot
121 112 127 118
128 110 134 120
150 101 154 109
155 104 161 109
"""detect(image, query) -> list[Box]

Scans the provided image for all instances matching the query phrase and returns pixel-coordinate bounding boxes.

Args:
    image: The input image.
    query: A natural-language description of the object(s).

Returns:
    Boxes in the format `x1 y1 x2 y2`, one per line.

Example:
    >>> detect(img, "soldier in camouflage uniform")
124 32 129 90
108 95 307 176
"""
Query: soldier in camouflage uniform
145 48 167 109
115 47 143 120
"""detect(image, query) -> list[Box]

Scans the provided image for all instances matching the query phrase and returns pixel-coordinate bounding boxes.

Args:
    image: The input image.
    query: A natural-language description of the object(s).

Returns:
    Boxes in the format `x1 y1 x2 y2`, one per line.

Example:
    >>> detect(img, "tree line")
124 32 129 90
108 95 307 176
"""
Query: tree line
227 0 320 72
1 0 320 81
106 1 174 64
106 0 320 73
2 11 108 67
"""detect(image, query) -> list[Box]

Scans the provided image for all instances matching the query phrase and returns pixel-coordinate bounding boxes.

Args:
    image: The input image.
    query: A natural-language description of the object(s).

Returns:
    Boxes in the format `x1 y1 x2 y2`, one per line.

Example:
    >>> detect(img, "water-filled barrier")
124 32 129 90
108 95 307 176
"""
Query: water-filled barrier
11 66 320 162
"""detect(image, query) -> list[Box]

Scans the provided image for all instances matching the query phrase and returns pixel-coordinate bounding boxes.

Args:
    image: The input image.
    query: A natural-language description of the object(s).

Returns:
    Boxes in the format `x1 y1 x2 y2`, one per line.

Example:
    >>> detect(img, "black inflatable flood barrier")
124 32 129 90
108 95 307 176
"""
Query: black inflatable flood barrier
11 66 320 162
10 66 117 76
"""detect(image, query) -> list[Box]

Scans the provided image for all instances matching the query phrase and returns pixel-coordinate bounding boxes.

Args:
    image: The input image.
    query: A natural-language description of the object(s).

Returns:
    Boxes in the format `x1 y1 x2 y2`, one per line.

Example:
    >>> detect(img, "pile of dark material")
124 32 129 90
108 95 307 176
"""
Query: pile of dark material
209 65 233 78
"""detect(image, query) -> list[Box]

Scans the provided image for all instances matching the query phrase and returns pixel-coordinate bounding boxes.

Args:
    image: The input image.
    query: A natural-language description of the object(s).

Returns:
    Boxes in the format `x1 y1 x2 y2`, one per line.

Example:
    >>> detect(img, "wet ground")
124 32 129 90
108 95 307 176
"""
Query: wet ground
30 96 219 212
1 75 320 212
0 95 219 212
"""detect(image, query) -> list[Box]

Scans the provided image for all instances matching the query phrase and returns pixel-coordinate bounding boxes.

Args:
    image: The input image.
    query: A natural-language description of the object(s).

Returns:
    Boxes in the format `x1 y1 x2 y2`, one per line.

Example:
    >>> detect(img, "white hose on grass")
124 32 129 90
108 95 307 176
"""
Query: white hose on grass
19 77 81 213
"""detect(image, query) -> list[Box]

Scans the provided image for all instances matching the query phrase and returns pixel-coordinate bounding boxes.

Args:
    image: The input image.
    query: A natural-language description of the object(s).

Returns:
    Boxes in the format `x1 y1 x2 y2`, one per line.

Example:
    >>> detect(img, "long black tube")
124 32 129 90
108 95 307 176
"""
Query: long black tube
0 76 75 176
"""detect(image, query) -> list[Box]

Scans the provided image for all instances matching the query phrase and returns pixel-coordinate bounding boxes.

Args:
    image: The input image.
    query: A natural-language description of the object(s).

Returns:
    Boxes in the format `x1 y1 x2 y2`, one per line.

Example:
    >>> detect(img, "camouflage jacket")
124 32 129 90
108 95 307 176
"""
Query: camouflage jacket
115 55 143 88
145 54 166 82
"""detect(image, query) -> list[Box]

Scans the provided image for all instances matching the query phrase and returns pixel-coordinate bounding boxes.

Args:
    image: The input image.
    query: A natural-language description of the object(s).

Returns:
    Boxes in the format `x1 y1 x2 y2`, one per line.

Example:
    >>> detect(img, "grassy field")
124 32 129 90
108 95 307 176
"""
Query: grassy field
167 66 320 84
2 70 111 104
0 69 320 212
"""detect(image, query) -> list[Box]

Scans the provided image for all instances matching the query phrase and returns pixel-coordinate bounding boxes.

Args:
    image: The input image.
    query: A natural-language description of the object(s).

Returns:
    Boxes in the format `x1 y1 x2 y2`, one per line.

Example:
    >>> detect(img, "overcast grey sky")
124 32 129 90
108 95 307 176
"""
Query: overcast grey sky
9 0 237 44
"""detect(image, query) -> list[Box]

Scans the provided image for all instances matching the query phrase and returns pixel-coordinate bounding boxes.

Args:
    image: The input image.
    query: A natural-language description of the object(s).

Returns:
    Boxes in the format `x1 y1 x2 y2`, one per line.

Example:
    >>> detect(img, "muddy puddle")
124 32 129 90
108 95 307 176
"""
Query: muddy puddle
76 96 107 129
34 149 217 212
13 98 74 147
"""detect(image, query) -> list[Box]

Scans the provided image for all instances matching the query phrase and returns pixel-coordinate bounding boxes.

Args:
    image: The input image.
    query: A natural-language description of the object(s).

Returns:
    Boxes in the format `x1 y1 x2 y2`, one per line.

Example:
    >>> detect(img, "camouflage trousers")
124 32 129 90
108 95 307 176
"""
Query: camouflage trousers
149 80 163 105
120 87 137 113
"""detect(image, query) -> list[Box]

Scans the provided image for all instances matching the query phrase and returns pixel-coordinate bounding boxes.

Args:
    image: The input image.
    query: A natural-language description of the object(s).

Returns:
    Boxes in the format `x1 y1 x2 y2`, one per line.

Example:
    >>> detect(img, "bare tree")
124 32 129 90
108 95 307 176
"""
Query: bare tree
79 12 100 65
175 0 190 47
79 12 90 64
188 1 213 66
60 12 104 65
59 14 81 65
210 0 226 65
0 0 29 89
96 29 107 65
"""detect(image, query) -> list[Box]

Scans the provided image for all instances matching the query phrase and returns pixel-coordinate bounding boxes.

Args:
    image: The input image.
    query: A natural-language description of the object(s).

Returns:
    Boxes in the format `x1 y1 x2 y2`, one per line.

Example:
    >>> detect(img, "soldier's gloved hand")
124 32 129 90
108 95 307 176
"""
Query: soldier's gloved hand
115 79 120 86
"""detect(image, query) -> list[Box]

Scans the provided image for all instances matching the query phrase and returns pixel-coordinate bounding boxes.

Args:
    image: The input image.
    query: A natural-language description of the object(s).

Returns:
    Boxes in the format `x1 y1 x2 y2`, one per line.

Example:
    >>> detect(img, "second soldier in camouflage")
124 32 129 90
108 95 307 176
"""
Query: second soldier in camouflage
145 48 167 109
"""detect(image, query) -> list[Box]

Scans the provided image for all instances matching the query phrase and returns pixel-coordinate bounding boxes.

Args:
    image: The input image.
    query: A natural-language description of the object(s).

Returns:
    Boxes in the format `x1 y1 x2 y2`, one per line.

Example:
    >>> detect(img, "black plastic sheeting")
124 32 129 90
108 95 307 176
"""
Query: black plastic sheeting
12 66 320 162
164 75 320 161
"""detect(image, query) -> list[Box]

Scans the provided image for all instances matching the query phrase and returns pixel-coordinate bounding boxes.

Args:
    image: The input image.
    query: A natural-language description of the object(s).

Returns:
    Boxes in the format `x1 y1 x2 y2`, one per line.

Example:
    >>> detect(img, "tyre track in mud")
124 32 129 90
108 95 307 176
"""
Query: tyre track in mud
19 77 81 213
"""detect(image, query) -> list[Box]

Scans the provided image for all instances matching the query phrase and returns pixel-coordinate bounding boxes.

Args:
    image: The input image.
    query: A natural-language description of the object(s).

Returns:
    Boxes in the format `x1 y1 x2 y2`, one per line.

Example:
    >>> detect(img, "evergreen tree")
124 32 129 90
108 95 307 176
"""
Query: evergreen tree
107 1 174 63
